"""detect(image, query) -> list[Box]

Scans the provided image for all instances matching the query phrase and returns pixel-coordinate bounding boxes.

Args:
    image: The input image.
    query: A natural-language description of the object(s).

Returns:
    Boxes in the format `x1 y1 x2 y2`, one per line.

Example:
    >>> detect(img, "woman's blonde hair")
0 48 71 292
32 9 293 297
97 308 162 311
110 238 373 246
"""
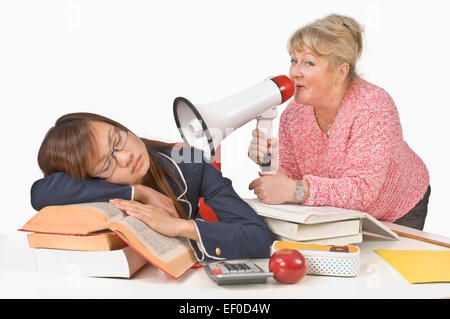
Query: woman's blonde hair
288 14 364 81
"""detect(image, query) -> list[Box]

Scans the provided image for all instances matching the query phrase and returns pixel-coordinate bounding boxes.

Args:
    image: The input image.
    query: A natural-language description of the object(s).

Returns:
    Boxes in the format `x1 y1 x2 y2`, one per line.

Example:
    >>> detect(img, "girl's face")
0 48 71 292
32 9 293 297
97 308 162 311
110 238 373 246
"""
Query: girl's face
289 45 338 107
87 121 150 185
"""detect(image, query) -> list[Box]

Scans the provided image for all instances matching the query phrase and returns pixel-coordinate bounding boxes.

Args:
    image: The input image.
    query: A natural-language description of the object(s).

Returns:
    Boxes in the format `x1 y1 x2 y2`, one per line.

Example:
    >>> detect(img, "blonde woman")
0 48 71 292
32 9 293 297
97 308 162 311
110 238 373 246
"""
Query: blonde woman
248 14 430 230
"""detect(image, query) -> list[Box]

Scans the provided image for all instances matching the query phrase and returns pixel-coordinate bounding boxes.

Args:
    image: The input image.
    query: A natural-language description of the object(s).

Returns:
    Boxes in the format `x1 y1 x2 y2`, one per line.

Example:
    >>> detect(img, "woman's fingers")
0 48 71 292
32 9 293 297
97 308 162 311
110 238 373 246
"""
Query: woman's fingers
248 178 261 190
248 129 279 165
248 140 269 164
249 140 269 153
252 128 265 138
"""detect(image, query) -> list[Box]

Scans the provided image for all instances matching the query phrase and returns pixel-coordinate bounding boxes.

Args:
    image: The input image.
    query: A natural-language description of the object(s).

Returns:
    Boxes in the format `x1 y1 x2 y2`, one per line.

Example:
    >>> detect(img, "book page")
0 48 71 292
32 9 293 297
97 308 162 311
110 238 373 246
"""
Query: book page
244 198 362 224
362 214 398 239
73 202 127 222
115 216 191 263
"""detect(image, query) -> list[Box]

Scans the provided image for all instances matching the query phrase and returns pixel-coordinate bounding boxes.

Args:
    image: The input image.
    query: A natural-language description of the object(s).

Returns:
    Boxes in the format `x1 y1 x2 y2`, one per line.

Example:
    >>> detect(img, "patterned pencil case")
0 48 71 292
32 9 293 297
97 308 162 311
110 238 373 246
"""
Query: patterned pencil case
270 241 360 277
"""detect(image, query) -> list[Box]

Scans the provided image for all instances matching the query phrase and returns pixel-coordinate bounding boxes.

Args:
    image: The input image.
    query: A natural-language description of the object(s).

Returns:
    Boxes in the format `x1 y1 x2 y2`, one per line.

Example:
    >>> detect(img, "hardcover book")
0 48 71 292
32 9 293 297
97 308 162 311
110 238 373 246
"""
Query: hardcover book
245 198 398 241
20 202 198 279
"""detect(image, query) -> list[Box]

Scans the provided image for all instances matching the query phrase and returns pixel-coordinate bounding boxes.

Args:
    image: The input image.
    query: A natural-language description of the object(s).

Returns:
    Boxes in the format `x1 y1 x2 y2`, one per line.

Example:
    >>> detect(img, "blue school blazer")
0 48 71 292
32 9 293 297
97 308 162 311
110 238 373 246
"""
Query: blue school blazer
30 146 276 261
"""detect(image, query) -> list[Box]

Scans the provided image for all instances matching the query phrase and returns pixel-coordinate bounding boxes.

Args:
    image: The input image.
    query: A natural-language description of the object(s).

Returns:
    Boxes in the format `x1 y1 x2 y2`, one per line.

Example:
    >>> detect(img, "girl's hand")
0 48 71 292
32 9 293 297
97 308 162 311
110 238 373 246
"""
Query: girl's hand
132 184 179 218
109 199 199 241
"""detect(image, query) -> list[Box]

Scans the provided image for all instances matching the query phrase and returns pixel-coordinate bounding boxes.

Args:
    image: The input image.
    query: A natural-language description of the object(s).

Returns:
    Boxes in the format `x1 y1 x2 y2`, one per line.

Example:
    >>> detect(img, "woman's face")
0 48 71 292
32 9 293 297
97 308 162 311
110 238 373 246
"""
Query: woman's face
87 121 150 185
289 45 338 106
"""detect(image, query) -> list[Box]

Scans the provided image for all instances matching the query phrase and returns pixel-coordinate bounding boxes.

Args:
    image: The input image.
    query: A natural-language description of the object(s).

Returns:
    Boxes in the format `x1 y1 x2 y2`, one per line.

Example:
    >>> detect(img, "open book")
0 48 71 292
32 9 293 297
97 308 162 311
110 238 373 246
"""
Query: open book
19 202 197 279
244 198 398 241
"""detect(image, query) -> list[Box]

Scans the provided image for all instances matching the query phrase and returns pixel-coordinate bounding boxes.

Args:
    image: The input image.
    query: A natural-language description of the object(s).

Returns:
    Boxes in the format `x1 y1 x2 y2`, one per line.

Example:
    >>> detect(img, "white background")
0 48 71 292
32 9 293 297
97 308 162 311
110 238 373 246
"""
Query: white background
0 0 448 237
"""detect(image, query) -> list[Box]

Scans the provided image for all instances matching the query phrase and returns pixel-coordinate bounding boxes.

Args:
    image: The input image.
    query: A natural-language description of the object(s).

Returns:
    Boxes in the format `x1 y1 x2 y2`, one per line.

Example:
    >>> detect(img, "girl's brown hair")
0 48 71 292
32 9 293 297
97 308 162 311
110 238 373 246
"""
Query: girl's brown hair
37 112 188 219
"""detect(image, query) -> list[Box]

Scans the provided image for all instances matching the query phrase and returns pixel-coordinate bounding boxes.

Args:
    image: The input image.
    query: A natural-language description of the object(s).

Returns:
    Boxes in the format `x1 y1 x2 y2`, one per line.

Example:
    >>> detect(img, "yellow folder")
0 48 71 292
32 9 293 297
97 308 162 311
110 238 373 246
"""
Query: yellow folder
375 249 450 284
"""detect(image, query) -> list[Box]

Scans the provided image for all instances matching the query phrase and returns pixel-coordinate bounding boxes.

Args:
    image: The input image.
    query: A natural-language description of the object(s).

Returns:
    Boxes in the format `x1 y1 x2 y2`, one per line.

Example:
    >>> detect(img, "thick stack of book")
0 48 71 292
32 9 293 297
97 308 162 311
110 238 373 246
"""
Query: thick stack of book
19 202 197 279
25 231 146 278
244 199 398 245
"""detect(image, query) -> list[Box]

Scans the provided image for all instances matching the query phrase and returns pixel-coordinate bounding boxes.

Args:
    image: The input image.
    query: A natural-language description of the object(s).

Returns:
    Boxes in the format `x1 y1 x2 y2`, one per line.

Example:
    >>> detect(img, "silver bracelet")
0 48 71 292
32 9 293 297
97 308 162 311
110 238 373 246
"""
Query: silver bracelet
293 180 306 203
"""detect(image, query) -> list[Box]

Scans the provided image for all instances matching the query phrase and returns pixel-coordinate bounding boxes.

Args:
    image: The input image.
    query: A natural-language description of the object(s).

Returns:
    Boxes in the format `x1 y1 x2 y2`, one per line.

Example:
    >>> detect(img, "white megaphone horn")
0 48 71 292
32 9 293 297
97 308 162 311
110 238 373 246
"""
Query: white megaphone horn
173 75 294 170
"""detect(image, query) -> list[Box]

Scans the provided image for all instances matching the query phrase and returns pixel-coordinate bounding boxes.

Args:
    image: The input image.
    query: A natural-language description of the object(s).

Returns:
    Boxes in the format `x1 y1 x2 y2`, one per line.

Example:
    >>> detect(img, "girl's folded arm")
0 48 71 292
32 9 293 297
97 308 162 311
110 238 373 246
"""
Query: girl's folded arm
30 172 133 211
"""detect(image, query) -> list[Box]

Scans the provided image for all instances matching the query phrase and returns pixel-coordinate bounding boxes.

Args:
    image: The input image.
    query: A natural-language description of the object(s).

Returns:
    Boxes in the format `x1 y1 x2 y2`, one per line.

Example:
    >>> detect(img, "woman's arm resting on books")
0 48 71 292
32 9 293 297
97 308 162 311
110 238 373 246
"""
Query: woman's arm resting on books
110 199 199 241
248 172 310 204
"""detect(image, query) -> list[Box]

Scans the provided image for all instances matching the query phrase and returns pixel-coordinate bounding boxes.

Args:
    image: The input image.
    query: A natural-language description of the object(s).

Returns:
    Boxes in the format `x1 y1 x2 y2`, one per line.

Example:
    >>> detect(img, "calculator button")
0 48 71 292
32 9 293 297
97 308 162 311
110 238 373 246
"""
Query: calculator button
224 264 237 273
212 268 222 275
218 264 230 274
248 263 263 272
232 263 246 273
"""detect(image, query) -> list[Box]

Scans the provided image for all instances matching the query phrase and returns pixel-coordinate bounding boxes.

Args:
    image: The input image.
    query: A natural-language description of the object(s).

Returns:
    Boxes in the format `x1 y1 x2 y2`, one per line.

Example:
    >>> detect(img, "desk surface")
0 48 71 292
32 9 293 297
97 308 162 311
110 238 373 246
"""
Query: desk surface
0 232 449 299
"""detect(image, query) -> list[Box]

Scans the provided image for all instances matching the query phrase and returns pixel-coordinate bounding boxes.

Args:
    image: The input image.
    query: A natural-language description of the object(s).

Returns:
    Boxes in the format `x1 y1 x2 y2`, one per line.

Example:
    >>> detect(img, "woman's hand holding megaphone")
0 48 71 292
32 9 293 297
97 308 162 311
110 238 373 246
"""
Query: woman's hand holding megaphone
248 128 278 167
248 128 309 204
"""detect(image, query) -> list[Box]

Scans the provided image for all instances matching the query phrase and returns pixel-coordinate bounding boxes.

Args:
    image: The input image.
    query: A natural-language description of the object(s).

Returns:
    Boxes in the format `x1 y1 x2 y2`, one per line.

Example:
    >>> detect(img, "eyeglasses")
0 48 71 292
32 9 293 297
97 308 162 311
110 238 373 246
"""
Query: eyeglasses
97 127 128 179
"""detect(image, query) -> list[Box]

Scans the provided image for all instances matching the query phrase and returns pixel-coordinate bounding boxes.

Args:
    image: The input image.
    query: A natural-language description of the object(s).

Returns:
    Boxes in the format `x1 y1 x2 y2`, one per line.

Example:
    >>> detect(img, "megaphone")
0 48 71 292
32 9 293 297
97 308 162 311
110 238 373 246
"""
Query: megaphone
173 75 294 170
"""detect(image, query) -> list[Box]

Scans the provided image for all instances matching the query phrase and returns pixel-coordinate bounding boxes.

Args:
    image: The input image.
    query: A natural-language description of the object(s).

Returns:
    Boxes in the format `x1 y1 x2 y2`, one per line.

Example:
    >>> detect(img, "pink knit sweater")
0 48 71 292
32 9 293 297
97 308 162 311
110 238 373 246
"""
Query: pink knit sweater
279 78 429 222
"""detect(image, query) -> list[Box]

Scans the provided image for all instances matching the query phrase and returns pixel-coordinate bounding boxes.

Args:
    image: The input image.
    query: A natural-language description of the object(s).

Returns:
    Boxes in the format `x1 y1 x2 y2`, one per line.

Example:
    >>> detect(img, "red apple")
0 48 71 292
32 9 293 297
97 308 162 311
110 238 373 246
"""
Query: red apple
269 249 307 284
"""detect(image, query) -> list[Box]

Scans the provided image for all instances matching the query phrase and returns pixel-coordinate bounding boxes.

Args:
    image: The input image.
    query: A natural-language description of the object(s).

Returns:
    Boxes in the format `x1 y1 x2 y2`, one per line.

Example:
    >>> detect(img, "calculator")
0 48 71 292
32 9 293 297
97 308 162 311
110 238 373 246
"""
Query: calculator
204 261 273 285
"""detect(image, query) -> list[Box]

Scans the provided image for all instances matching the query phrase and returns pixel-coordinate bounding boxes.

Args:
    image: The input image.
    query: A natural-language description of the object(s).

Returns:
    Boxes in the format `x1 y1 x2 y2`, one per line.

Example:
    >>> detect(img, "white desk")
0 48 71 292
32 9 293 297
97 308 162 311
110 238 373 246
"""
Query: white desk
0 232 449 299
